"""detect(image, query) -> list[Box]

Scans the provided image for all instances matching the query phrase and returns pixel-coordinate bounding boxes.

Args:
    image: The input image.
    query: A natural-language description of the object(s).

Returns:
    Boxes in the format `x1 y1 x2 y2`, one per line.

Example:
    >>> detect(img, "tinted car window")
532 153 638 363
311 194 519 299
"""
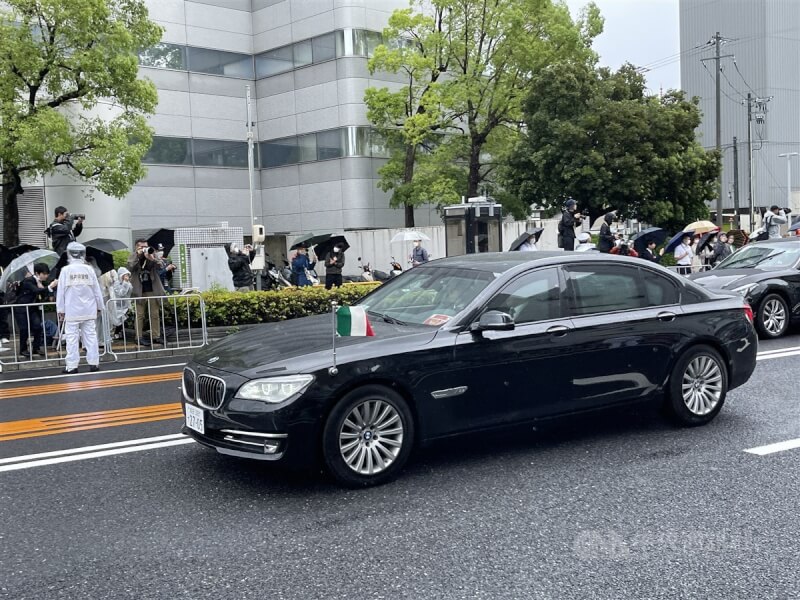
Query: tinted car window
639 268 680 306
485 268 561 323
565 264 654 316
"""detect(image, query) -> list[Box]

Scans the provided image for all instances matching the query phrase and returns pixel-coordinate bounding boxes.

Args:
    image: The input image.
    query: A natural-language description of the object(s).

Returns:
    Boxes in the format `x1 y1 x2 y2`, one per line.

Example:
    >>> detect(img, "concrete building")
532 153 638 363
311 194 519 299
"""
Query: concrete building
7 0 443 247
680 0 800 226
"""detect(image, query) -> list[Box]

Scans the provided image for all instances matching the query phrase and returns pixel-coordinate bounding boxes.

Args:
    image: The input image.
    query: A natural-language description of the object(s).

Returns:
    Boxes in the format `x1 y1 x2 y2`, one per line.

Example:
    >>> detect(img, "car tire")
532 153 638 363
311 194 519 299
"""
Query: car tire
756 293 790 339
665 345 727 427
322 385 415 487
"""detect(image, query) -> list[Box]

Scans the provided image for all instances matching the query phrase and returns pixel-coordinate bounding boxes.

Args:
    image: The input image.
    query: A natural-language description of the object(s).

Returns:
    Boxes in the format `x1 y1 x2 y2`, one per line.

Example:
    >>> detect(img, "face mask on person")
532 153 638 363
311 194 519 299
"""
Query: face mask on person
333 247 340 253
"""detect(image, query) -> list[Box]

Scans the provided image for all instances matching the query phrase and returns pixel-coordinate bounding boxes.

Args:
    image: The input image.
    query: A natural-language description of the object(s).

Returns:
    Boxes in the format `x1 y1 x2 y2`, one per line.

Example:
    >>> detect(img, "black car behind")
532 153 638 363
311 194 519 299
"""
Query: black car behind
182 253 758 486
690 238 800 338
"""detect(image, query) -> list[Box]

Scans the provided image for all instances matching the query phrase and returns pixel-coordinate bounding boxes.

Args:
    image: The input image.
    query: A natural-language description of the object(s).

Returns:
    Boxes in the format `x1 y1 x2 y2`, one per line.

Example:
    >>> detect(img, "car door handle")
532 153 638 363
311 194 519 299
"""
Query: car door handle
546 325 570 337
657 311 677 322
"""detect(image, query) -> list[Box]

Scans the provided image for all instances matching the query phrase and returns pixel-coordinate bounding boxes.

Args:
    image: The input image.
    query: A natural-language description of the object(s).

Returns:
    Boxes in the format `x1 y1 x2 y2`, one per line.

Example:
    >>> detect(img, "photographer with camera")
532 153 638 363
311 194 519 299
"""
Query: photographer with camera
558 199 585 251
47 206 84 257
225 243 255 292
127 239 165 347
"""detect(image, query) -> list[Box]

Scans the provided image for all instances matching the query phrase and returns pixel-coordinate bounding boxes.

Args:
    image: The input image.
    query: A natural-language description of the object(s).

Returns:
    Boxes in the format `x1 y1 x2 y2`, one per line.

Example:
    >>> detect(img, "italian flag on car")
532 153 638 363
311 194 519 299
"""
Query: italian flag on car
336 306 375 337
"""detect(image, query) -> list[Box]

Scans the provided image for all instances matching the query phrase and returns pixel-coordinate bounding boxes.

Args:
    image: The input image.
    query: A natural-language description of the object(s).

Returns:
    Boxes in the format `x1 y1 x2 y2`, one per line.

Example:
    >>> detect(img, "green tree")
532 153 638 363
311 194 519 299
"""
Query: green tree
365 6 457 227
502 62 720 231
0 0 162 246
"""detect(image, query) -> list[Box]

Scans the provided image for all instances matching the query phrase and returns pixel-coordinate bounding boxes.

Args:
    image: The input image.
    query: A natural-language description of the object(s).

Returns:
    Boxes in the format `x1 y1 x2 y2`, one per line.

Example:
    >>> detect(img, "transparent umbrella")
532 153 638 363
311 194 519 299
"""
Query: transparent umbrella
390 230 431 243
0 249 59 293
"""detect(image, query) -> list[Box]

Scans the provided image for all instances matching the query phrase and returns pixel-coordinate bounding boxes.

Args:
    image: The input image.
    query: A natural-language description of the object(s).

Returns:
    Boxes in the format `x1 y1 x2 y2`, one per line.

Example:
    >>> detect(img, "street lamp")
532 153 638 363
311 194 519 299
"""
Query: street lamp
778 152 799 210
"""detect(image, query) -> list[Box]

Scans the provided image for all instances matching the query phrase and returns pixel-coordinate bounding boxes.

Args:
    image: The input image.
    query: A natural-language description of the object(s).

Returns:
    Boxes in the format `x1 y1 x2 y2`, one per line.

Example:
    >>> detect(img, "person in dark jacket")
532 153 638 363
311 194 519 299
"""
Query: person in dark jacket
47 206 84 257
291 247 316 287
225 243 255 292
411 240 430 265
597 212 616 253
640 240 665 263
323 243 346 289
14 263 57 358
710 232 732 267
558 199 584 251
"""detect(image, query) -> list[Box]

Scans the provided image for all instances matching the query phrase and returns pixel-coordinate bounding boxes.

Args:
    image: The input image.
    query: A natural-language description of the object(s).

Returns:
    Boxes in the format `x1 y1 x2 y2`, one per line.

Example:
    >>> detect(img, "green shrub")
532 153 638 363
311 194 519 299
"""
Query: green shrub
112 250 129 269
169 282 381 328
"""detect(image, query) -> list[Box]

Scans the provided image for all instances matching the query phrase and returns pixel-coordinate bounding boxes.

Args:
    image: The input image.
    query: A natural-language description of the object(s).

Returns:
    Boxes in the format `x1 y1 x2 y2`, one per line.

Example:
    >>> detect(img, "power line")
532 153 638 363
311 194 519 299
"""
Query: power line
732 59 758 96
701 61 742 106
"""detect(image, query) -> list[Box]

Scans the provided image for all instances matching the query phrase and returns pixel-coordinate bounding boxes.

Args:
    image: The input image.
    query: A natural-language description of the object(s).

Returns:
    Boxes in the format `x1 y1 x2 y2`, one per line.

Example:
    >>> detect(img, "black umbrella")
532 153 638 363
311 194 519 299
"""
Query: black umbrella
84 238 128 253
290 233 332 250
313 235 350 260
0 245 14 270
54 246 115 275
665 230 692 254
508 228 544 251
630 227 667 252
696 231 718 253
147 229 175 256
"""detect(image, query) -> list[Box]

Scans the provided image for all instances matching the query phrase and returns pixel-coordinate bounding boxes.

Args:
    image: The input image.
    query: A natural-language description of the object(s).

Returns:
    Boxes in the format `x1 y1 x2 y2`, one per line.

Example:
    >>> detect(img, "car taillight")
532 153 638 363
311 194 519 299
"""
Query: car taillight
744 304 754 323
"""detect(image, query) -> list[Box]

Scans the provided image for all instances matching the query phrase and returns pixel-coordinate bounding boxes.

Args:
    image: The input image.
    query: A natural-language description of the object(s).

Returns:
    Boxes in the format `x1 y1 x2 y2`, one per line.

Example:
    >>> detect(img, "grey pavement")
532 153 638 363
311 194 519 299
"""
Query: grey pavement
0 335 799 599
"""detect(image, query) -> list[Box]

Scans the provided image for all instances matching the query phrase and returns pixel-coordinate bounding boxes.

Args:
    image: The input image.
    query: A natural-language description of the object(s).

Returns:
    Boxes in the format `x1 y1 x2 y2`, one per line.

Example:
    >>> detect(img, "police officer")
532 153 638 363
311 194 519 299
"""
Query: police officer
56 242 104 374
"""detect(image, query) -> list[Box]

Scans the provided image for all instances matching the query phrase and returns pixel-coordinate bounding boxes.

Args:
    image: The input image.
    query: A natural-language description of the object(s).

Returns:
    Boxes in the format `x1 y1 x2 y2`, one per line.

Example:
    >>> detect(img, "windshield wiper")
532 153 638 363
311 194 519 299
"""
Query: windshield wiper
751 250 785 267
367 310 408 326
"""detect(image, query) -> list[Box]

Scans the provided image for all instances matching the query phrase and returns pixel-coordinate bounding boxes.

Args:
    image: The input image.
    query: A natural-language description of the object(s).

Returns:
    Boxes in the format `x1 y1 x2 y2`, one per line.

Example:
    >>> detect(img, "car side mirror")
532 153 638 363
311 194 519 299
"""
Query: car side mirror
471 310 515 333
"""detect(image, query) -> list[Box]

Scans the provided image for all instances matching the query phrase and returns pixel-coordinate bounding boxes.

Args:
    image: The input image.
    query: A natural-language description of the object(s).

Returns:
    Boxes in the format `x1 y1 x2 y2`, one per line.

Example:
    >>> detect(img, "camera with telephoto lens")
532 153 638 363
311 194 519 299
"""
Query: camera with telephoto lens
73 214 85 220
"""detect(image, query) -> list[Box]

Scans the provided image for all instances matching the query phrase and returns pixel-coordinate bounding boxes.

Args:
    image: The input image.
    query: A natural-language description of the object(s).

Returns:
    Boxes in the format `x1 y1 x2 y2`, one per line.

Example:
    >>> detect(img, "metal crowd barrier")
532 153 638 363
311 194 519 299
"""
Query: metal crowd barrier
0 301 109 368
105 293 208 359
666 264 713 276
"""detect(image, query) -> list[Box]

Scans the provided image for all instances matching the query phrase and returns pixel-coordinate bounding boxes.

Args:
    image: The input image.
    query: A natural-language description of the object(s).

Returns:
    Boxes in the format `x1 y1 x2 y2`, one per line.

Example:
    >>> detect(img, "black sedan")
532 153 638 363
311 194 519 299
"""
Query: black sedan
181 253 757 486
690 238 800 338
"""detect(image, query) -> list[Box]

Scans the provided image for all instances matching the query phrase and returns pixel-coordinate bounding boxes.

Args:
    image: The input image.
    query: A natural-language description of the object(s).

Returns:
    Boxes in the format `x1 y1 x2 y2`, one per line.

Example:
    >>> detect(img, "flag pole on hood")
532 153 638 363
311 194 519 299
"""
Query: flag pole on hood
329 301 339 376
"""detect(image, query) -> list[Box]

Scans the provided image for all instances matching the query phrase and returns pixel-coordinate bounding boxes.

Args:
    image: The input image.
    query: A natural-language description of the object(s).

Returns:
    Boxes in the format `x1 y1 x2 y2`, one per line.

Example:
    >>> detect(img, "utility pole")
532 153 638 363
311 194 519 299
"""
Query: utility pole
747 93 754 230
701 33 733 227
732 136 740 228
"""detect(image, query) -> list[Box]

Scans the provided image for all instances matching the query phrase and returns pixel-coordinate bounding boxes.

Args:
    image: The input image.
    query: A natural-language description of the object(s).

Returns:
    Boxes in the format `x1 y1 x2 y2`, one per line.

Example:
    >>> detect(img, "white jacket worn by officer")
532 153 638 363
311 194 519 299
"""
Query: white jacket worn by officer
56 242 104 373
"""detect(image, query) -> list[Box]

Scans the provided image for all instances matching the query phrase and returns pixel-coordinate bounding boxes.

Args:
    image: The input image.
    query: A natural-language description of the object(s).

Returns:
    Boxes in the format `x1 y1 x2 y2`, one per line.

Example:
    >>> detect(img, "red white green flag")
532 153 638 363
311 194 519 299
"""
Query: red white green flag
336 306 375 337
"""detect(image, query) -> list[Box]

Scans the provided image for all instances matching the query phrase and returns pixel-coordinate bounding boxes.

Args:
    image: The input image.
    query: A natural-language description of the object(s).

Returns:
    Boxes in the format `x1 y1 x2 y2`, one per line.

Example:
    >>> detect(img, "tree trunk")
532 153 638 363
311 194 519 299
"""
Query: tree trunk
467 141 482 198
402 143 416 228
2 170 22 247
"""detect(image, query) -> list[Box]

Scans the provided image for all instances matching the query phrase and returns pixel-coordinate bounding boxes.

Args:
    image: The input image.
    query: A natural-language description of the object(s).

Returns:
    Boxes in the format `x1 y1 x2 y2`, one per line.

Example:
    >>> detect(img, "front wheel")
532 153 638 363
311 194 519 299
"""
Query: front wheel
756 293 789 338
322 385 414 487
665 345 727 426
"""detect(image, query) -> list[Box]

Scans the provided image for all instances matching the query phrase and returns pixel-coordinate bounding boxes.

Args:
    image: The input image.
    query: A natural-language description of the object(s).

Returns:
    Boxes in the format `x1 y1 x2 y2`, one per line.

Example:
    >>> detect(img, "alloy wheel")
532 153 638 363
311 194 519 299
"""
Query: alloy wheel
339 399 404 475
681 355 723 416
762 298 787 336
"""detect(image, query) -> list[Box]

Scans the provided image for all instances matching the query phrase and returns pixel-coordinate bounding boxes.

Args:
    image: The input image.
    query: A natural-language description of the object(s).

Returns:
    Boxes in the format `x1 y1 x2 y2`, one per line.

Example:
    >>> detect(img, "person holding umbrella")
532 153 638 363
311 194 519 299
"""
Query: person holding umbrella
291 246 316 287
323 242 346 289
674 234 694 275
410 240 430 265
517 234 537 252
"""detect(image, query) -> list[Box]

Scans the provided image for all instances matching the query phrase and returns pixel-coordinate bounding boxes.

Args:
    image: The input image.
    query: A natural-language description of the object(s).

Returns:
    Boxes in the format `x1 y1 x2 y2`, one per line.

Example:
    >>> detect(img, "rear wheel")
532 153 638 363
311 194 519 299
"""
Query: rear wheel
665 345 727 426
756 293 789 338
322 385 414 487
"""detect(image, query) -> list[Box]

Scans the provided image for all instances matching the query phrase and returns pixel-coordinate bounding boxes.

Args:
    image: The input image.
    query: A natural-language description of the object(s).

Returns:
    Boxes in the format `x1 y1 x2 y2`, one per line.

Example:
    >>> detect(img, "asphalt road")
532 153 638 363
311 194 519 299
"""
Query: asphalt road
1 335 799 599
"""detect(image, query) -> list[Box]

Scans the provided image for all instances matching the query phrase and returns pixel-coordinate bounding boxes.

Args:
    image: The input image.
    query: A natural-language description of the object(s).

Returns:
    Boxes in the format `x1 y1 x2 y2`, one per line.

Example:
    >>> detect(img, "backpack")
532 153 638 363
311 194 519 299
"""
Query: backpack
3 281 20 305
754 215 770 242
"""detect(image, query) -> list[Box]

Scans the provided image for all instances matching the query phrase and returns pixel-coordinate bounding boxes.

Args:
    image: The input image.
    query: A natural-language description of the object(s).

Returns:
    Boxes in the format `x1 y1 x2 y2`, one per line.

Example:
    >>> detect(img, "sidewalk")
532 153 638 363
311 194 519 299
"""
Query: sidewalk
0 325 253 373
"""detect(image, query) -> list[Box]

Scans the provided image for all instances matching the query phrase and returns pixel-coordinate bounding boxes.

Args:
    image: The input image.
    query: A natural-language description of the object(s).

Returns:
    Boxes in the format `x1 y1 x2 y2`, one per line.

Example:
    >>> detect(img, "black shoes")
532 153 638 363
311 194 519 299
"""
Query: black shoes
63 368 77 374
90 365 100 372
151 337 165 345
137 338 151 347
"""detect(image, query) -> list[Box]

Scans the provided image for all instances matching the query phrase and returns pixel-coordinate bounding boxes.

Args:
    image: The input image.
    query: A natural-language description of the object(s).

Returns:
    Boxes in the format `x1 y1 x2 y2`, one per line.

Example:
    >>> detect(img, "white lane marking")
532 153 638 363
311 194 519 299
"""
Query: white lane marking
757 345 800 356
744 438 800 456
756 349 800 361
0 362 187 385
0 433 187 466
0 437 195 473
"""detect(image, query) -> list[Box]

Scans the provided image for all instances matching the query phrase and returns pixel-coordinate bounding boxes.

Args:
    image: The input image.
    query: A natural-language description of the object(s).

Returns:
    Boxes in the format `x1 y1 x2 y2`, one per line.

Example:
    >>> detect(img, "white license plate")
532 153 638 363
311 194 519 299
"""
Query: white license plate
185 403 205 435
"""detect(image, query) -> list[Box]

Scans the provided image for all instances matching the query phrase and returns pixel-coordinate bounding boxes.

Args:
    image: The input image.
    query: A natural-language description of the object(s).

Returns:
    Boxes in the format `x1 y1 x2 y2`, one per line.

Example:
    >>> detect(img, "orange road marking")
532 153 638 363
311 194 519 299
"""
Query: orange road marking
0 403 184 442
0 372 182 400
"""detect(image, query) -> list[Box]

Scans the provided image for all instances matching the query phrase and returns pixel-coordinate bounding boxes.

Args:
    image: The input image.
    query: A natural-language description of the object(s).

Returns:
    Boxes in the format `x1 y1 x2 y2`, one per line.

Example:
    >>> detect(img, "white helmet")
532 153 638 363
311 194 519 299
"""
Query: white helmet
66 241 86 263
577 232 591 243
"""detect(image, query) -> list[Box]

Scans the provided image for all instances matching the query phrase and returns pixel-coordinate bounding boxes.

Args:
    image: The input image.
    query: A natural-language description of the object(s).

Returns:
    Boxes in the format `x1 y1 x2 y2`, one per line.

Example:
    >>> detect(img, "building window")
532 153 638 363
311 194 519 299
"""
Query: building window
317 129 345 160
261 137 299 168
193 139 249 168
311 32 336 63
143 137 193 165
139 43 187 70
187 47 254 79
256 45 295 78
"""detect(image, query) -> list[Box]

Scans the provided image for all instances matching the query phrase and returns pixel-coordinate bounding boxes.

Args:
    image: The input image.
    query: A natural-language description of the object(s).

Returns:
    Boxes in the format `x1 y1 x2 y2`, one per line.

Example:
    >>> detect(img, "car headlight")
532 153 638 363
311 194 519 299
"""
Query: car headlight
236 375 314 403
731 283 759 297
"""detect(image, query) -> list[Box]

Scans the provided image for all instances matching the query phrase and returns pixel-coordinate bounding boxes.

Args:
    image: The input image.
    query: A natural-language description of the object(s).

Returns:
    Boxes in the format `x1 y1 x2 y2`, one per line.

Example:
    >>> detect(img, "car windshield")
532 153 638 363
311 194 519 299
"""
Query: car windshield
716 243 800 270
358 266 496 326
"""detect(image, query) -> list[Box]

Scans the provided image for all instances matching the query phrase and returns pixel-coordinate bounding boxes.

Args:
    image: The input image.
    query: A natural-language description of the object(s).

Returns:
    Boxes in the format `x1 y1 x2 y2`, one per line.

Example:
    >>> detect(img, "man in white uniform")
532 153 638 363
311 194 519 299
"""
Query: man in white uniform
56 242 104 374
